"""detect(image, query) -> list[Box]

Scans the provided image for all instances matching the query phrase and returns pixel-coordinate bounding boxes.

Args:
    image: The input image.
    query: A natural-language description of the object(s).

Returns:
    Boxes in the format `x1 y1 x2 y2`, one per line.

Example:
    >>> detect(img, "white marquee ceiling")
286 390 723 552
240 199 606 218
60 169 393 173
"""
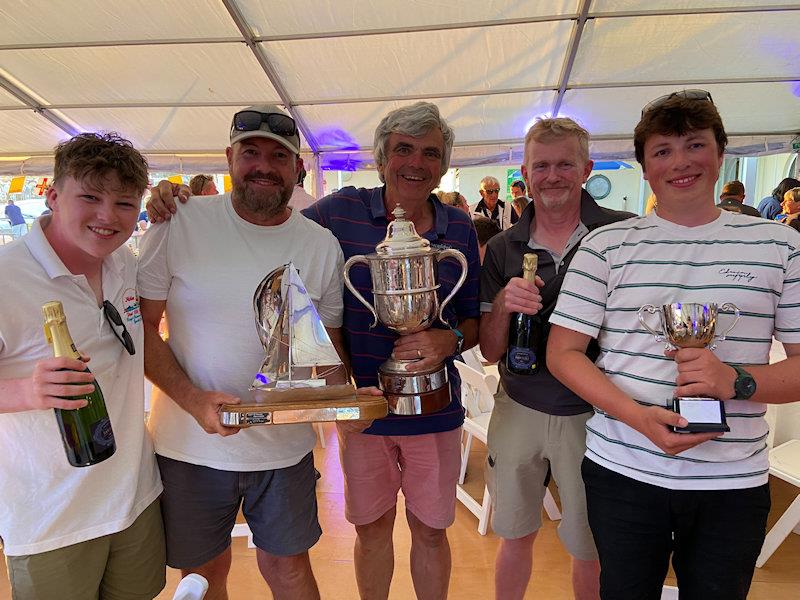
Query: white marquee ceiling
0 0 798 175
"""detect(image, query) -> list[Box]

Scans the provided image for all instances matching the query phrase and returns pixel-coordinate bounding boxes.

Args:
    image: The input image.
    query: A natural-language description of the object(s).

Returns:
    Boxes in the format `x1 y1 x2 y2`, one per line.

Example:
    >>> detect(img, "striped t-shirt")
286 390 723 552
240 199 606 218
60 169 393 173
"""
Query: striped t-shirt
550 209 800 490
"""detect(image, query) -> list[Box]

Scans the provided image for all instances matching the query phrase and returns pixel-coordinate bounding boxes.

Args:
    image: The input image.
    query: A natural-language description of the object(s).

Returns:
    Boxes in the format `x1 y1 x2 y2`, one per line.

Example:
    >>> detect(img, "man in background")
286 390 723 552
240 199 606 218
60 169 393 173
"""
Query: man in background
4 199 27 239
510 179 531 218
289 167 317 211
472 175 517 230
716 180 759 216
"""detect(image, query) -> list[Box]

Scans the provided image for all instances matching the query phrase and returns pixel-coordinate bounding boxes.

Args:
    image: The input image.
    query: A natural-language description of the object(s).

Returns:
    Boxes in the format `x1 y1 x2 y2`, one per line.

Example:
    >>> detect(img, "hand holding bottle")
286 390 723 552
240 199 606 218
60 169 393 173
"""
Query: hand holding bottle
27 356 95 411
498 275 545 316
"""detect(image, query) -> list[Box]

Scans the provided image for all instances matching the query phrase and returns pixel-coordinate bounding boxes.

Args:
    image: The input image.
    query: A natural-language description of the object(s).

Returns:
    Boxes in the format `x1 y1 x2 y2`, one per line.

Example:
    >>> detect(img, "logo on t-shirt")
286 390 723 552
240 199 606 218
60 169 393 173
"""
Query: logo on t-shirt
718 268 756 284
123 288 142 324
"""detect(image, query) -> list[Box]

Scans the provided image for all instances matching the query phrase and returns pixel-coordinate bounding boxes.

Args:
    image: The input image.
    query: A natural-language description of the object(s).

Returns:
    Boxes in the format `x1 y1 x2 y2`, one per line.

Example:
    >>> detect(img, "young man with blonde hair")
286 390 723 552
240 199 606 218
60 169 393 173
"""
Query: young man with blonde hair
480 117 631 600
0 133 164 599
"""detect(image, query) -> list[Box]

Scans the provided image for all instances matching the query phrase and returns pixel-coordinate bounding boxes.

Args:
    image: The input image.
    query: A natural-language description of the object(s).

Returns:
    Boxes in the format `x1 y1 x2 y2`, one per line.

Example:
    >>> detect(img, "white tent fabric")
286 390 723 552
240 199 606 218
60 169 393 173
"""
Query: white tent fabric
0 0 798 175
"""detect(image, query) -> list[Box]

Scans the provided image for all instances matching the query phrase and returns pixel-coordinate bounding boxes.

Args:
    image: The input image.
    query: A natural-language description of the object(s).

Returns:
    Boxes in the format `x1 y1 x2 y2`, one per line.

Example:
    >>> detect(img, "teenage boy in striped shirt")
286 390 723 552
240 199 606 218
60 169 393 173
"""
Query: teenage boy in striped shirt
547 91 800 599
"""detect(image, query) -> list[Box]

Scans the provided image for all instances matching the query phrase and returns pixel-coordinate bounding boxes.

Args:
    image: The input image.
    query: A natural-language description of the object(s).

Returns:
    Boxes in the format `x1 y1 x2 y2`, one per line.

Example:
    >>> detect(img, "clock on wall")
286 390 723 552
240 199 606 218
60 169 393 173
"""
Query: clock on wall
586 174 612 200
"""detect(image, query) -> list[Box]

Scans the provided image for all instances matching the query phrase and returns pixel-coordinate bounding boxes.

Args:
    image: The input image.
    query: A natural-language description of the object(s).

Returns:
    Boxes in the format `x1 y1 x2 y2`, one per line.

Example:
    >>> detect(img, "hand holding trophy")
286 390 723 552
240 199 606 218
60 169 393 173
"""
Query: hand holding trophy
638 302 739 433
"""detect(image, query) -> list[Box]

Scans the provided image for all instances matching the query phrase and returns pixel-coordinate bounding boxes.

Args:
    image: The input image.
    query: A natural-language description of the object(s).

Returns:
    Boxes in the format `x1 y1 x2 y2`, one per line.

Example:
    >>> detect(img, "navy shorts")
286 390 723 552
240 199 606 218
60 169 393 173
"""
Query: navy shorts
156 453 321 569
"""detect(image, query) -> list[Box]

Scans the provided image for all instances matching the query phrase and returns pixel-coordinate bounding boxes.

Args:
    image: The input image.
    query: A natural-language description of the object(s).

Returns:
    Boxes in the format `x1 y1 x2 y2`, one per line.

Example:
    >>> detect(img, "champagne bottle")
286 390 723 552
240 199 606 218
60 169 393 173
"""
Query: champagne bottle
506 253 541 375
42 301 116 467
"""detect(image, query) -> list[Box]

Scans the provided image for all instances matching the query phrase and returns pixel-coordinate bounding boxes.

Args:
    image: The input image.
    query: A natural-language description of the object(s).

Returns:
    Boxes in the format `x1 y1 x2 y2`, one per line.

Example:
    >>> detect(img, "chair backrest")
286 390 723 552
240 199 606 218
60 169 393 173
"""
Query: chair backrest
459 346 485 372
454 361 496 417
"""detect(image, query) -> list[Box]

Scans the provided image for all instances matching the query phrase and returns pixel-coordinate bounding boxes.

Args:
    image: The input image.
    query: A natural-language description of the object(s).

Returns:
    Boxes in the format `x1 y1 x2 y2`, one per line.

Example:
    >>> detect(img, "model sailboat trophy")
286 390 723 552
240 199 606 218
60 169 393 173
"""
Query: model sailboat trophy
219 263 387 426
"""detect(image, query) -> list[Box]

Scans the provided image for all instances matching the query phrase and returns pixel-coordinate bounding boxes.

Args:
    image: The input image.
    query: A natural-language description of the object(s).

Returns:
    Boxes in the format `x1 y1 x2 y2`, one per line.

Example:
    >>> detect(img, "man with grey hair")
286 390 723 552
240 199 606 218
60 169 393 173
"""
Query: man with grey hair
480 117 631 599
304 101 481 600
472 175 517 230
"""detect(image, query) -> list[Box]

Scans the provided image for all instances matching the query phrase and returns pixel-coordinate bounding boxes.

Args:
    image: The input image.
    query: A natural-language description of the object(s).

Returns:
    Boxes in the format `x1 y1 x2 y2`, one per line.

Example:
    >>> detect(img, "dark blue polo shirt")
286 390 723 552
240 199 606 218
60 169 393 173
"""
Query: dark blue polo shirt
4 204 24 226
303 186 480 436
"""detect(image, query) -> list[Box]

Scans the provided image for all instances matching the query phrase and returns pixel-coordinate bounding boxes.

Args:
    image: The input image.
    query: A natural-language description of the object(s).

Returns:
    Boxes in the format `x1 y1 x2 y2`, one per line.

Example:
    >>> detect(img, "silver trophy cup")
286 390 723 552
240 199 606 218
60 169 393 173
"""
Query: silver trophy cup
343 206 468 415
638 302 739 433
638 302 740 350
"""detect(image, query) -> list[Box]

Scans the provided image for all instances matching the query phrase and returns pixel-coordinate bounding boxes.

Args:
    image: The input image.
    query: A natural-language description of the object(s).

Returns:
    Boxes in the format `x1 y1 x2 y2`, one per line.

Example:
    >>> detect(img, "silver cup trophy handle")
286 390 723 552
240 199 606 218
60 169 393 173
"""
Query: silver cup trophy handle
638 304 667 344
435 249 469 326
711 302 741 350
343 255 379 328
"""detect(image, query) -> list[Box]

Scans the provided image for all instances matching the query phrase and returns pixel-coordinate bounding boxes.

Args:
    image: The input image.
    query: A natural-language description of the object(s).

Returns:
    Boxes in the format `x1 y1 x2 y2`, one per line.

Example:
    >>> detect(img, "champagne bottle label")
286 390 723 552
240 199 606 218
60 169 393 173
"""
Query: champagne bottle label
91 417 114 449
508 346 537 370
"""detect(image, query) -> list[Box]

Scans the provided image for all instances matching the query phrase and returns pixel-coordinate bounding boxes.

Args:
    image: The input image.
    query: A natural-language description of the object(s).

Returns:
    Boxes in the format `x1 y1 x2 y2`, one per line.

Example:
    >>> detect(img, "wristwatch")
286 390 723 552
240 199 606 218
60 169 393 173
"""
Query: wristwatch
452 328 464 355
732 365 757 399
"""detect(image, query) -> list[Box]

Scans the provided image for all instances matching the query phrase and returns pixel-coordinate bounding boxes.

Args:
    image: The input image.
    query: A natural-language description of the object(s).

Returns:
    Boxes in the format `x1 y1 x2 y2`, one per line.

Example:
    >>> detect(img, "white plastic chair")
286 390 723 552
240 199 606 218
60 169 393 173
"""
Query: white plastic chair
454 361 561 535
172 573 209 600
756 439 800 567
457 346 499 392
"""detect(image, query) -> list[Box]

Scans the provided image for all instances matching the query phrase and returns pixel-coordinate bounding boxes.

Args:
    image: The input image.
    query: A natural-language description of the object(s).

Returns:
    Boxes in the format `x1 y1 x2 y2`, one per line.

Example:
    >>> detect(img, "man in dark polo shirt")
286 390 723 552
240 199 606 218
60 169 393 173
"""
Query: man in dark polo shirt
304 101 480 600
479 117 631 600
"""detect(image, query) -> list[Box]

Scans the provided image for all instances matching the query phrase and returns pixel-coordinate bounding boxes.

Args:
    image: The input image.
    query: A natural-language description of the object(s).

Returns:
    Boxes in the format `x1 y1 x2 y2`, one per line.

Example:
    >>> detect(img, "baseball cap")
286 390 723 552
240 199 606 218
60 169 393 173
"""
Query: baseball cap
230 104 300 154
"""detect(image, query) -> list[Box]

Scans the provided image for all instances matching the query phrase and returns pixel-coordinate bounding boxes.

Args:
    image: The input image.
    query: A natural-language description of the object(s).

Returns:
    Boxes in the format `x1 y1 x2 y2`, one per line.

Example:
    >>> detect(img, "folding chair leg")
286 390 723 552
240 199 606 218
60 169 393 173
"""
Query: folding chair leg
459 431 473 485
756 494 800 567
543 487 562 521
315 422 326 448
477 486 492 535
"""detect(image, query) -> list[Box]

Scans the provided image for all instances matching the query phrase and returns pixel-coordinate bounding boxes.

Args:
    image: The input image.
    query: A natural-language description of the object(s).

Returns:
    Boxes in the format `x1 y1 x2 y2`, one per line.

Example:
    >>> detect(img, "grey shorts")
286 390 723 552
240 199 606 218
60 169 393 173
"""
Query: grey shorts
485 389 597 561
156 453 321 569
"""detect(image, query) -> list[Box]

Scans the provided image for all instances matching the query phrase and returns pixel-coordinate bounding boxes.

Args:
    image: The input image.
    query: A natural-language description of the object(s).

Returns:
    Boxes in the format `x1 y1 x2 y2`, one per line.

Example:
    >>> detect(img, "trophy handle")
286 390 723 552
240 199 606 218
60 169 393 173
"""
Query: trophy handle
436 249 469 326
715 302 740 344
638 304 666 342
343 255 378 328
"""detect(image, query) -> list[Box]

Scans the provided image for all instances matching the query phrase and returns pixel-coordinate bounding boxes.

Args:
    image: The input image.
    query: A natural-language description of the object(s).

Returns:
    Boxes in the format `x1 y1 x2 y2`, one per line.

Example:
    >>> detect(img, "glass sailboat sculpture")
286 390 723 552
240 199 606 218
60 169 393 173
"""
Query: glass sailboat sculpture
251 262 344 391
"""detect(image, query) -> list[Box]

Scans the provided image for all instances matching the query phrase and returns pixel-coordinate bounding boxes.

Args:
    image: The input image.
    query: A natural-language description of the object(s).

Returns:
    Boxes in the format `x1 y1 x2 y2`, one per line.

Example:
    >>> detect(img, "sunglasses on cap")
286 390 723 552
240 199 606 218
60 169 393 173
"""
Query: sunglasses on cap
103 300 135 356
641 89 714 117
232 110 297 137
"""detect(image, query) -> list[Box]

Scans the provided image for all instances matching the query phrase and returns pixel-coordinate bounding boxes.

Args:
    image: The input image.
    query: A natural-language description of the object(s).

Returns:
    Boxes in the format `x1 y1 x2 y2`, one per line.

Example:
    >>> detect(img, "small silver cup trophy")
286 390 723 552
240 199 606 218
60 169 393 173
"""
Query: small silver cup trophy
343 206 468 415
638 302 740 433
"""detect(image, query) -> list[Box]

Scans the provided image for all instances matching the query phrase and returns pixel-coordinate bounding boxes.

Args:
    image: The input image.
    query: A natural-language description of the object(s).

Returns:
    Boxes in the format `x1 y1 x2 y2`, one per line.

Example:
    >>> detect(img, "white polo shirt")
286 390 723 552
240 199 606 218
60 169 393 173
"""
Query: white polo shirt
0 219 162 556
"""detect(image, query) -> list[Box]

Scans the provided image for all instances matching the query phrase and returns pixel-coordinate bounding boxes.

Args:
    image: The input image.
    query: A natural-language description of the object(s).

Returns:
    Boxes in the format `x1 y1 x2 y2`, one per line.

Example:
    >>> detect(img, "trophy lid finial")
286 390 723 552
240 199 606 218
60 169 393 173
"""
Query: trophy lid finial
376 204 431 255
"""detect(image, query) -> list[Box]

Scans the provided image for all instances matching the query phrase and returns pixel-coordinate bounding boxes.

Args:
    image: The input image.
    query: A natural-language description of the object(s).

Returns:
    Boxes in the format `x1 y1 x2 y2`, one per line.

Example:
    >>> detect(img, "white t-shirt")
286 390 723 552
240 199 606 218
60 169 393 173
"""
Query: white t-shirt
137 194 344 471
551 210 800 490
0 220 162 556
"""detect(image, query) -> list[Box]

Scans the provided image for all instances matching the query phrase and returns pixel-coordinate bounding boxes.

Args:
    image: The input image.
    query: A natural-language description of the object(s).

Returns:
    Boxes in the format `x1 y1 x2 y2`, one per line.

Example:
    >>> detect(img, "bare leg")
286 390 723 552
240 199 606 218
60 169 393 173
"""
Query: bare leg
354 507 397 600
256 549 320 600
180 546 232 600
406 508 451 600
572 557 601 600
494 532 537 600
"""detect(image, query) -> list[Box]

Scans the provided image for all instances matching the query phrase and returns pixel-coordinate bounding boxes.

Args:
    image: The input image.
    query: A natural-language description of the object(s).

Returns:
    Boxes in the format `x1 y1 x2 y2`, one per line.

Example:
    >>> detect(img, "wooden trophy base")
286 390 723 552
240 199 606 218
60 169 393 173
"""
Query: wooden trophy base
219 384 387 427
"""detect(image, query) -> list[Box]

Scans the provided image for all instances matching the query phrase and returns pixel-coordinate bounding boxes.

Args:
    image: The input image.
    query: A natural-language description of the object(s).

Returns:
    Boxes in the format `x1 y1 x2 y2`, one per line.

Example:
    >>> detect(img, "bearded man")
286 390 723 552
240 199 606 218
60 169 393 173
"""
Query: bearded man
137 105 347 600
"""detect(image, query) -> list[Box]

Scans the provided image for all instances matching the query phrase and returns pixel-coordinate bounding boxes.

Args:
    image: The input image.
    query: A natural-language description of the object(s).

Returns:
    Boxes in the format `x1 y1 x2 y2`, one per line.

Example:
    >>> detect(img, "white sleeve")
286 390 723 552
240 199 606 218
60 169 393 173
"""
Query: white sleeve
775 235 800 344
549 235 611 339
316 237 345 328
136 221 172 301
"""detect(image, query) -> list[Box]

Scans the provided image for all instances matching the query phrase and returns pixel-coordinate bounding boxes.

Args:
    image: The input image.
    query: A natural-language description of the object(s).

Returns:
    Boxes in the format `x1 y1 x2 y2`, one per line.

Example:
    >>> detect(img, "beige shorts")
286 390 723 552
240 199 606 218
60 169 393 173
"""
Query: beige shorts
485 388 597 560
6 499 166 600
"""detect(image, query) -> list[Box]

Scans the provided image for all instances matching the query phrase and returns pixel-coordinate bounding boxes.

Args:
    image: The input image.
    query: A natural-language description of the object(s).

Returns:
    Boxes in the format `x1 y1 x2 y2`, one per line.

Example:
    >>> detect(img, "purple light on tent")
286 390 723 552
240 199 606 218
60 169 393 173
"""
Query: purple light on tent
316 128 360 151
792 81 800 97
321 156 364 171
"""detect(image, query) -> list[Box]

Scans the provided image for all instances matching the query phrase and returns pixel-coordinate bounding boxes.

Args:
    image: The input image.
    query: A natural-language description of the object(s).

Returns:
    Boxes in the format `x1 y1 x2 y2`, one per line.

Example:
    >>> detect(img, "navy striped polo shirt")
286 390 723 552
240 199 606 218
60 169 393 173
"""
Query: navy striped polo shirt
303 186 480 436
